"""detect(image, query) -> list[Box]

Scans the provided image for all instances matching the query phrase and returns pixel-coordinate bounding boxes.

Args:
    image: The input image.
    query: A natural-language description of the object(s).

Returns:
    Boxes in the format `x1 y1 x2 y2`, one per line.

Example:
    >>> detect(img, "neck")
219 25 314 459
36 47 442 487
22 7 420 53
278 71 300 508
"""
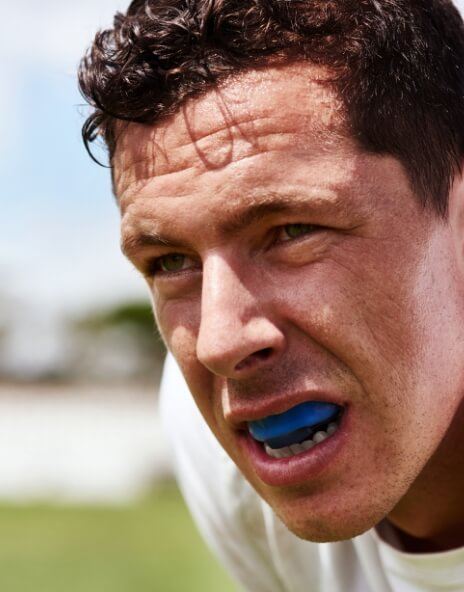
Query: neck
385 400 464 553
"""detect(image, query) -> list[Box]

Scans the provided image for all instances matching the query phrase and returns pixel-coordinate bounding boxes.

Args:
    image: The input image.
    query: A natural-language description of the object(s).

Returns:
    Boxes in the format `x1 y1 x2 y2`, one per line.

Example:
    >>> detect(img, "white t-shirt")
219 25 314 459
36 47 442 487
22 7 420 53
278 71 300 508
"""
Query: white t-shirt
159 354 464 592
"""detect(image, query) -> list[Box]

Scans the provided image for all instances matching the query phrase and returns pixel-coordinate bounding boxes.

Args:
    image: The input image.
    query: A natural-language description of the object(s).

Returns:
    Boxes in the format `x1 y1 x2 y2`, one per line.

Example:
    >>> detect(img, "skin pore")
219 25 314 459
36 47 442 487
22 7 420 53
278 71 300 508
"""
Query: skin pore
115 62 464 552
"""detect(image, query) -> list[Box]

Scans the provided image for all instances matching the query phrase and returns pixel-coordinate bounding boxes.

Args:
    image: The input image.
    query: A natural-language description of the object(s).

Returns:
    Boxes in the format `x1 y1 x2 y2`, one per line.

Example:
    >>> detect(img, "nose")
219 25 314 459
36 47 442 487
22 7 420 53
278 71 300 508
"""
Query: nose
196 255 285 378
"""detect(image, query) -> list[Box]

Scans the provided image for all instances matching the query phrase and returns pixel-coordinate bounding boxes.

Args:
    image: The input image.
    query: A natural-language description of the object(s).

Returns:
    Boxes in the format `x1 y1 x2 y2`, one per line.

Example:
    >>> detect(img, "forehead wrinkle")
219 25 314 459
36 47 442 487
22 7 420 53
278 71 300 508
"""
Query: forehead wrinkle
118 129 349 210
115 111 261 176
118 164 197 211
116 111 324 200
119 142 361 222
180 83 263 168
114 69 347 201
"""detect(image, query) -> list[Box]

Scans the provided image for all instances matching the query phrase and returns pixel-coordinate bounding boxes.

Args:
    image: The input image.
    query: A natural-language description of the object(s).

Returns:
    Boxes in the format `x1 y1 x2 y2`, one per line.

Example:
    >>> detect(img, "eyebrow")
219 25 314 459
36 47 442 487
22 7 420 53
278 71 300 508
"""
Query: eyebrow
121 191 343 257
219 198 299 236
121 231 183 258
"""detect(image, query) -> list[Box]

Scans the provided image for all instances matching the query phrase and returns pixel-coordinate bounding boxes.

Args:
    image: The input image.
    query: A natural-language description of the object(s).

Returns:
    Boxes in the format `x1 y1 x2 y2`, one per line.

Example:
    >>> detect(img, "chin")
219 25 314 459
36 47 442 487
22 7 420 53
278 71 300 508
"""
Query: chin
278 512 378 543
271 497 390 543
283 517 373 543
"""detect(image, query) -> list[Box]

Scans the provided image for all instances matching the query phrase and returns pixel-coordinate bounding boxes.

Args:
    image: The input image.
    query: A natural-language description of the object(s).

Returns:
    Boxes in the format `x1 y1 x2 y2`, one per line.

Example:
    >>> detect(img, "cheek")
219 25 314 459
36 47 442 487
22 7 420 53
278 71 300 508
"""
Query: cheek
277 235 464 445
156 295 200 345
275 245 427 407
155 296 199 374
280 256 414 354
156 296 217 405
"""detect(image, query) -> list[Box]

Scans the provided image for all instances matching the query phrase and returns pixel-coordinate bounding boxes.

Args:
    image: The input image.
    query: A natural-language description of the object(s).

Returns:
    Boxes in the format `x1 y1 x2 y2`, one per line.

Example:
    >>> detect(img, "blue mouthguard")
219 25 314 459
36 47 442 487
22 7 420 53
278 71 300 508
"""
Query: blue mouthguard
248 401 340 443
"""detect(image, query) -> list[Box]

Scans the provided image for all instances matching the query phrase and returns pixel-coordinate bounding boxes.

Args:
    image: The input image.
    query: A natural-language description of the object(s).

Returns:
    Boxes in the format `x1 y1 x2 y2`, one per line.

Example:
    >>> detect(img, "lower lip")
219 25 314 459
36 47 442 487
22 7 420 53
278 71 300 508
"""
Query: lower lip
237 408 351 487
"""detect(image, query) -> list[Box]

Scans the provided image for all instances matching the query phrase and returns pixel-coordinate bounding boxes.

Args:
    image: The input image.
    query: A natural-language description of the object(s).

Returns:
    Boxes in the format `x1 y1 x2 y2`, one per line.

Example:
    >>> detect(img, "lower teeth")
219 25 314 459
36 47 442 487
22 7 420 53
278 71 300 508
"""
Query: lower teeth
264 421 339 459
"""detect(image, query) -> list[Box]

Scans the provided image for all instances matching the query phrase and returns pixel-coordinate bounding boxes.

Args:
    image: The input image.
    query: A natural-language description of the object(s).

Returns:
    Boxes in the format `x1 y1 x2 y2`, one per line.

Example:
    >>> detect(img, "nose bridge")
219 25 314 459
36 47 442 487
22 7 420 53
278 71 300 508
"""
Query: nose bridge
196 253 284 376
200 253 253 340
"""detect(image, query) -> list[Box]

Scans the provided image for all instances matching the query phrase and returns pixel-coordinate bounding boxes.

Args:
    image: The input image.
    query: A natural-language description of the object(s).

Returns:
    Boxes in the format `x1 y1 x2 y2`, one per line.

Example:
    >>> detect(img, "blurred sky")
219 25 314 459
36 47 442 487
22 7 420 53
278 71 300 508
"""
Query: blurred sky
0 1 147 317
0 2 149 373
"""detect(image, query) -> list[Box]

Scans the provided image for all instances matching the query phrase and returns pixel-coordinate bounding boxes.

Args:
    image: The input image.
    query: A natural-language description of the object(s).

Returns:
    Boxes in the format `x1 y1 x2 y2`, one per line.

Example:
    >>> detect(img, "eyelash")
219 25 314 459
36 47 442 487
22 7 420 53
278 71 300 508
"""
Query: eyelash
145 223 321 278
274 223 319 243
144 255 198 278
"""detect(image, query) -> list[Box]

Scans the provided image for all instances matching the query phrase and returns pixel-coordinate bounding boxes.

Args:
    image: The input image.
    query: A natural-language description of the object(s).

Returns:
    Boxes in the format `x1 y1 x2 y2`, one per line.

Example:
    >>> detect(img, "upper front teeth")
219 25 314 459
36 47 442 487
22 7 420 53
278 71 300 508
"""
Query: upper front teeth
264 422 338 459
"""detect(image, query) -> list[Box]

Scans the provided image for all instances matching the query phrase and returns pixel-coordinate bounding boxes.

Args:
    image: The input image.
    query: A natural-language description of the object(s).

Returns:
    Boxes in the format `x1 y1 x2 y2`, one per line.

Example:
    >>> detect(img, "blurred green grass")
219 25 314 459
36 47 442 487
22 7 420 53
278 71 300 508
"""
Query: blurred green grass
0 482 237 592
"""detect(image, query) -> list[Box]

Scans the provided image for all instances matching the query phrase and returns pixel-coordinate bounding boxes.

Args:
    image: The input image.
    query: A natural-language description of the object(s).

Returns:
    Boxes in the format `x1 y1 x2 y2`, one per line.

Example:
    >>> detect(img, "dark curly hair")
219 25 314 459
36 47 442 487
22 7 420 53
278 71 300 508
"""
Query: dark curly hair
79 0 464 215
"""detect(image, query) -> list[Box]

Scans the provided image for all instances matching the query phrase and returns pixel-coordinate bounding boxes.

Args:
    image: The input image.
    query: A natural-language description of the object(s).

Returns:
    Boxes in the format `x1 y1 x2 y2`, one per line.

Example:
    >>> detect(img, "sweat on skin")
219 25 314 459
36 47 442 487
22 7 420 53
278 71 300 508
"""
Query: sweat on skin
116 62 464 551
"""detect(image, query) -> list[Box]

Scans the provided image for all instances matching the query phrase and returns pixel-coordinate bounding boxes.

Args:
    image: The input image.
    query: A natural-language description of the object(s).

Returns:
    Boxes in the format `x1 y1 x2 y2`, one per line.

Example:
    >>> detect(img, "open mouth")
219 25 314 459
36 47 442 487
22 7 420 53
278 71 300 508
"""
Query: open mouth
247 401 344 460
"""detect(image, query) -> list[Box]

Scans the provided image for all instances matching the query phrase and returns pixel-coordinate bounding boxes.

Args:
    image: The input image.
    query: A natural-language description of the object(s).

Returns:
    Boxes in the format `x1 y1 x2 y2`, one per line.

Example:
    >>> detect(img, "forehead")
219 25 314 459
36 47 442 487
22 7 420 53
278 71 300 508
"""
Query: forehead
113 62 351 208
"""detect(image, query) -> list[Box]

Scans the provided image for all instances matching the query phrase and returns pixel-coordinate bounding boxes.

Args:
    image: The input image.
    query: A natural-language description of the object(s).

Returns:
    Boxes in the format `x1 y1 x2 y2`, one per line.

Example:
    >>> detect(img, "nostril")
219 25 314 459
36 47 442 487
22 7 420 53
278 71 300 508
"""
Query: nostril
235 347 274 372
254 347 273 361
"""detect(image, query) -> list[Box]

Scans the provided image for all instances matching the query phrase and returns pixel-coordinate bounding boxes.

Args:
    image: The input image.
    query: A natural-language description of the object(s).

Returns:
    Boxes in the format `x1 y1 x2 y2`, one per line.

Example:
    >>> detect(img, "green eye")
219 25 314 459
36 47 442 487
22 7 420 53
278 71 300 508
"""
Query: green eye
160 254 187 272
283 223 315 240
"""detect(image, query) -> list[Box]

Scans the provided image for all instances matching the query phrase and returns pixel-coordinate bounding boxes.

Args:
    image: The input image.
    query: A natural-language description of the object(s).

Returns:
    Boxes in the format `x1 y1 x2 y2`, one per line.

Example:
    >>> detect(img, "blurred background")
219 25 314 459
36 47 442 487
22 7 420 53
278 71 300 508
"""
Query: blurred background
0 2 235 590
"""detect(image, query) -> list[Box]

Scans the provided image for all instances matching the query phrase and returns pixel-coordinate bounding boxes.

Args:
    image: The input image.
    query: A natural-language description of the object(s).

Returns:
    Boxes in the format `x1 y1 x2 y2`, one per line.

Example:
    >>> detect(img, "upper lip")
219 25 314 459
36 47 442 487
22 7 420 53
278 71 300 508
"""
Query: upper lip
224 390 347 431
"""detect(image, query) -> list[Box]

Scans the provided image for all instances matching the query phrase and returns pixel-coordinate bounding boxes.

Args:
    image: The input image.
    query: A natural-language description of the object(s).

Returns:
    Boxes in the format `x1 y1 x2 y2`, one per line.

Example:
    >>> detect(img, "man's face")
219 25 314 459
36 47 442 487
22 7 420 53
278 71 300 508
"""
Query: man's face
116 63 464 541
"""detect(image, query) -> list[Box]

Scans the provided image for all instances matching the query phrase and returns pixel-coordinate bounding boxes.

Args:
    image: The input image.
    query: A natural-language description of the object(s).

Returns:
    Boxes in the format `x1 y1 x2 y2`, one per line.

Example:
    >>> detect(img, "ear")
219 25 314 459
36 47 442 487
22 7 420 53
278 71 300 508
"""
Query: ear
447 164 464 276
